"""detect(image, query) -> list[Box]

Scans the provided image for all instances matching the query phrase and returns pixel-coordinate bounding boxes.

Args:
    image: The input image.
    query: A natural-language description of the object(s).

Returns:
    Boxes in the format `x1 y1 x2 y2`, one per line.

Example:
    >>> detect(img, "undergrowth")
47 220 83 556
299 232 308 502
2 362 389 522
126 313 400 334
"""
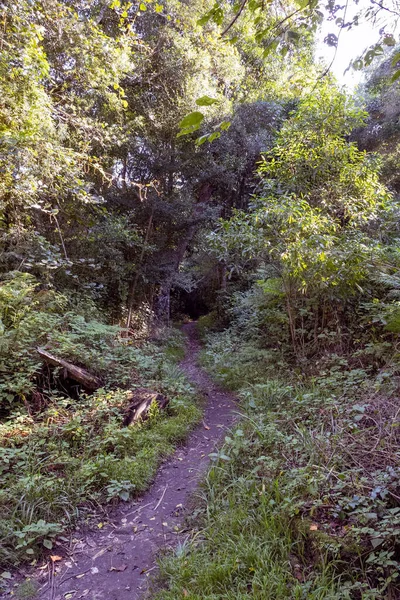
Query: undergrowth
155 328 400 600
0 273 201 572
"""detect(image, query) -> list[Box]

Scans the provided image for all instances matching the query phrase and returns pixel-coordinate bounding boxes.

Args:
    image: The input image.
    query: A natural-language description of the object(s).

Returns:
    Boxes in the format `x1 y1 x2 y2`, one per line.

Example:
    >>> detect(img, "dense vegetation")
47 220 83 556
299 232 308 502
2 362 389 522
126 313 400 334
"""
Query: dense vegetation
1 0 400 597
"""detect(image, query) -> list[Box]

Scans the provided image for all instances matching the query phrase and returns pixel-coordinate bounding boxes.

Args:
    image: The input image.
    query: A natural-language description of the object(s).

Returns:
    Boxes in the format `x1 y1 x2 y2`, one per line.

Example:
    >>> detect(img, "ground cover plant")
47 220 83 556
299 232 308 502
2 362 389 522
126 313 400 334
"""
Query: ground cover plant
155 324 400 599
0 275 200 569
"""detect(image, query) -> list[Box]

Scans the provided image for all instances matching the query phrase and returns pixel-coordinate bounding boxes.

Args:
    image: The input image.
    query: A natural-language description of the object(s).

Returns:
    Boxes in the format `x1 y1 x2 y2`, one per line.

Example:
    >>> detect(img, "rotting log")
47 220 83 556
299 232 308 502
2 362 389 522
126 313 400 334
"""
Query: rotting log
36 347 103 391
123 389 169 426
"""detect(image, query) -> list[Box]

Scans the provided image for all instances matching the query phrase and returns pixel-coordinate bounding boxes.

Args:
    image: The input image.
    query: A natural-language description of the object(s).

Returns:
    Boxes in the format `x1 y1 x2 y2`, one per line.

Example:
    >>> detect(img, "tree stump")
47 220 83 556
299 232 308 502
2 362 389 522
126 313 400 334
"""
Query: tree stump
123 389 169 426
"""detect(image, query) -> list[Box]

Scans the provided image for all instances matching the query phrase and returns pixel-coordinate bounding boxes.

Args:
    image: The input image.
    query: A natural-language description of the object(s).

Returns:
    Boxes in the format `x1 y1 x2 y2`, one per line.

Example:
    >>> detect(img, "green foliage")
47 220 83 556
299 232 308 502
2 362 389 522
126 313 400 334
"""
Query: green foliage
156 328 400 598
355 46 400 195
207 82 396 359
1 0 400 593
0 272 140 407
0 330 200 566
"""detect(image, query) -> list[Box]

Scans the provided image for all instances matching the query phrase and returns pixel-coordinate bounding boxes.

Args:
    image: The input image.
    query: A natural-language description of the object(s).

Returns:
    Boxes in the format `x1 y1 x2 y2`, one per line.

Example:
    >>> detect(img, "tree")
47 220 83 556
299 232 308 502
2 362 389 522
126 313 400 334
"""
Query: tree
208 82 392 356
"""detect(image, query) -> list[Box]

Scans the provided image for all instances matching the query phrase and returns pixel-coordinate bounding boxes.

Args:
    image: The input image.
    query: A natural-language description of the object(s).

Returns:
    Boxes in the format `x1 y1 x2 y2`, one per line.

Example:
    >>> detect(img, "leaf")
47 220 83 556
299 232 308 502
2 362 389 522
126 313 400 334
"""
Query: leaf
1 572 12 580
207 131 221 143
220 120 231 131
219 453 231 461
195 96 219 106
295 0 309 7
197 14 212 26
352 59 364 71
371 537 384 548
43 539 53 549
119 490 129 501
196 134 209 146
391 51 400 66
391 69 400 83
178 112 204 129
324 33 338 47
263 41 279 58
383 35 395 46
177 124 202 137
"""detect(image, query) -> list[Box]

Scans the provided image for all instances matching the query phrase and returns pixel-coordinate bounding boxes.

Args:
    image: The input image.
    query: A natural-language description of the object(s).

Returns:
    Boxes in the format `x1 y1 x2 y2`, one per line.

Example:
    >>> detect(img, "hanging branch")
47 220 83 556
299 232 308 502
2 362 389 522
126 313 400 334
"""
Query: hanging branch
51 213 69 262
221 0 248 36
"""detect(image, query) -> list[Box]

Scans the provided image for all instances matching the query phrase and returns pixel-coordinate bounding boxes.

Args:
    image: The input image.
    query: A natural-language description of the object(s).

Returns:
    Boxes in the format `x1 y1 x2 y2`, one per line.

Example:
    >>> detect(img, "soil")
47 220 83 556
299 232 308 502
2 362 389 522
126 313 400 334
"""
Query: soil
29 323 237 600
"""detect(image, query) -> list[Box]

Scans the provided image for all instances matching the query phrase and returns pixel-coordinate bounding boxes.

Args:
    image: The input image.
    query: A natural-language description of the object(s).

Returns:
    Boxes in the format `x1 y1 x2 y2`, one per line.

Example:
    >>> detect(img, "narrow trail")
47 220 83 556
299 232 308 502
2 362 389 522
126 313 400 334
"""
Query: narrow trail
38 323 237 600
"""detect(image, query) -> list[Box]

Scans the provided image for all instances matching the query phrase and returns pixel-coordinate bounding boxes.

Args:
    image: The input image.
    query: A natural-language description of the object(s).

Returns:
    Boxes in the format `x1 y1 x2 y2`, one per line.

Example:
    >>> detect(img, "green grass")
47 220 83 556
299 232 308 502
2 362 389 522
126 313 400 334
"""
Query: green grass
155 330 400 600
156 467 343 599
0 329 201 569
155 412 342 599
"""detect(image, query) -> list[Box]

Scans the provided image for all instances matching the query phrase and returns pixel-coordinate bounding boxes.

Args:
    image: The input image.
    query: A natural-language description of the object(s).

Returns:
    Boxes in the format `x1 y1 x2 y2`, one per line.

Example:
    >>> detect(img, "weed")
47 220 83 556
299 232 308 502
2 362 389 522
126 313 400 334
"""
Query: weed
155 327 400 599
0 323 201 567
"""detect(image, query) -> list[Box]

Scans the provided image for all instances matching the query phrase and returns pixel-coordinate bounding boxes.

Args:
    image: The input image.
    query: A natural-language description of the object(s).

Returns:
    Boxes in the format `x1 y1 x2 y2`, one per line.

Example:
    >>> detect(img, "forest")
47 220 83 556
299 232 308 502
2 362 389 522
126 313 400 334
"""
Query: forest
1 0 400 598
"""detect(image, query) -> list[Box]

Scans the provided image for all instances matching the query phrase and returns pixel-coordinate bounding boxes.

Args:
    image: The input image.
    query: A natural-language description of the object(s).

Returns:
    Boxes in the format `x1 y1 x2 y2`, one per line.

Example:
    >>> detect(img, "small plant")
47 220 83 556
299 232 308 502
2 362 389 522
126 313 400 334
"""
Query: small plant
14 520 63 553
106 480 136 502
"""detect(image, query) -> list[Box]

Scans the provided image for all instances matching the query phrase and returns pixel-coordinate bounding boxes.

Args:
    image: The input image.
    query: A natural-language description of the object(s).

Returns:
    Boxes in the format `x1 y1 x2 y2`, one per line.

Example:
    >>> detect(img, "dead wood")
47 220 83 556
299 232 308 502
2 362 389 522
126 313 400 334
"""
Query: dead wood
36 347 103 391
123 389 169 426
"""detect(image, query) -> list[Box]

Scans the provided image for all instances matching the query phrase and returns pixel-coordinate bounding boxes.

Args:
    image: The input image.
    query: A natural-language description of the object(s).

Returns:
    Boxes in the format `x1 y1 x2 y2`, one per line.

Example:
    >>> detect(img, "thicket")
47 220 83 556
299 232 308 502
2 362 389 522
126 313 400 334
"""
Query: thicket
2 0 400 595
0 302 200 567
156 59 400 598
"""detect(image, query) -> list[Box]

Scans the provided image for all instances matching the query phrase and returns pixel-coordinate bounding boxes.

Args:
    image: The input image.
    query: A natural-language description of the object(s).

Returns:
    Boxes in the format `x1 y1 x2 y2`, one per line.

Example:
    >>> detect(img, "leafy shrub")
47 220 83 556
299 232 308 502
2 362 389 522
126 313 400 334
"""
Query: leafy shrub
0 282 201 565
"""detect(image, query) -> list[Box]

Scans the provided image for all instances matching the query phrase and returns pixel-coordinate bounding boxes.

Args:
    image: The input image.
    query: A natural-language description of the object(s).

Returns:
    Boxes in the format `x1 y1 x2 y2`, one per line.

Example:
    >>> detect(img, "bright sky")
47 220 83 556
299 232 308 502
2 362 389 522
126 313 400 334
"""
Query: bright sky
315 0 397 89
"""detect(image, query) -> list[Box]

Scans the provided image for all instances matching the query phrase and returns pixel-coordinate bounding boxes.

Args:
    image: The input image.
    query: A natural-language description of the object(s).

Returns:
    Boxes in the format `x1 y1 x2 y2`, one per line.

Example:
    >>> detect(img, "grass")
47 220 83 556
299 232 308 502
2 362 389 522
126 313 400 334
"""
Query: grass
0 328 201 571
154 329 400 600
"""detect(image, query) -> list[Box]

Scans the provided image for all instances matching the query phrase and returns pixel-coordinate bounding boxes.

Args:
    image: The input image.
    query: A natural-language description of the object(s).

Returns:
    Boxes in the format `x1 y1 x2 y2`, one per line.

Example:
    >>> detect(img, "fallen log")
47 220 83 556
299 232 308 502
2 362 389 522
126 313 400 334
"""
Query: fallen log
123 389 169 426
36 347 103 391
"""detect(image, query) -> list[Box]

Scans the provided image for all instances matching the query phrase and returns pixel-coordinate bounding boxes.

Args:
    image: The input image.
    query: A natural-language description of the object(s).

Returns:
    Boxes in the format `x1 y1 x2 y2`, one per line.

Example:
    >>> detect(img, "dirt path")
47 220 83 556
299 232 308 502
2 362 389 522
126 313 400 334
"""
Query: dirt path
36 323 237 600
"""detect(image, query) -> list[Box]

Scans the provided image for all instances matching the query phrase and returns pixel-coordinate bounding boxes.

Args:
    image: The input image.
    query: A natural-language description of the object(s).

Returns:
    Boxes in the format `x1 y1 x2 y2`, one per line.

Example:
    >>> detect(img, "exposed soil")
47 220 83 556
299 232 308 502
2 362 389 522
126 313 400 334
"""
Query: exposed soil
30 323 237 600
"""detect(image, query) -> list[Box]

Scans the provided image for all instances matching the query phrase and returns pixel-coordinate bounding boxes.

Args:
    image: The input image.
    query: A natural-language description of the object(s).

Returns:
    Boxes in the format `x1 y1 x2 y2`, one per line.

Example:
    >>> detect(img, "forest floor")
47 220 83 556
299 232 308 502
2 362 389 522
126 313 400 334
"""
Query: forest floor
13 323 237 600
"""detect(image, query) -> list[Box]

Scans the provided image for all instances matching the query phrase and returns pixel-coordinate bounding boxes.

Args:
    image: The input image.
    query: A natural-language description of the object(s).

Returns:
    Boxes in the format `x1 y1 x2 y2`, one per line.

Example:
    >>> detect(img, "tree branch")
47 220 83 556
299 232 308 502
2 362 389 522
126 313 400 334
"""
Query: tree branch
221 0 248 36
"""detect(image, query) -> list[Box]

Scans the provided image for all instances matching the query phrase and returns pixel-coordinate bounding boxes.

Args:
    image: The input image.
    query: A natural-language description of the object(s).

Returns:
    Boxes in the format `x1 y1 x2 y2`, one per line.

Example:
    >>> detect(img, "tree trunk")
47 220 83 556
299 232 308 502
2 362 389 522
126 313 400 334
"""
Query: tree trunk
123 389 169 425
37 348 103 391
126 208 154 331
